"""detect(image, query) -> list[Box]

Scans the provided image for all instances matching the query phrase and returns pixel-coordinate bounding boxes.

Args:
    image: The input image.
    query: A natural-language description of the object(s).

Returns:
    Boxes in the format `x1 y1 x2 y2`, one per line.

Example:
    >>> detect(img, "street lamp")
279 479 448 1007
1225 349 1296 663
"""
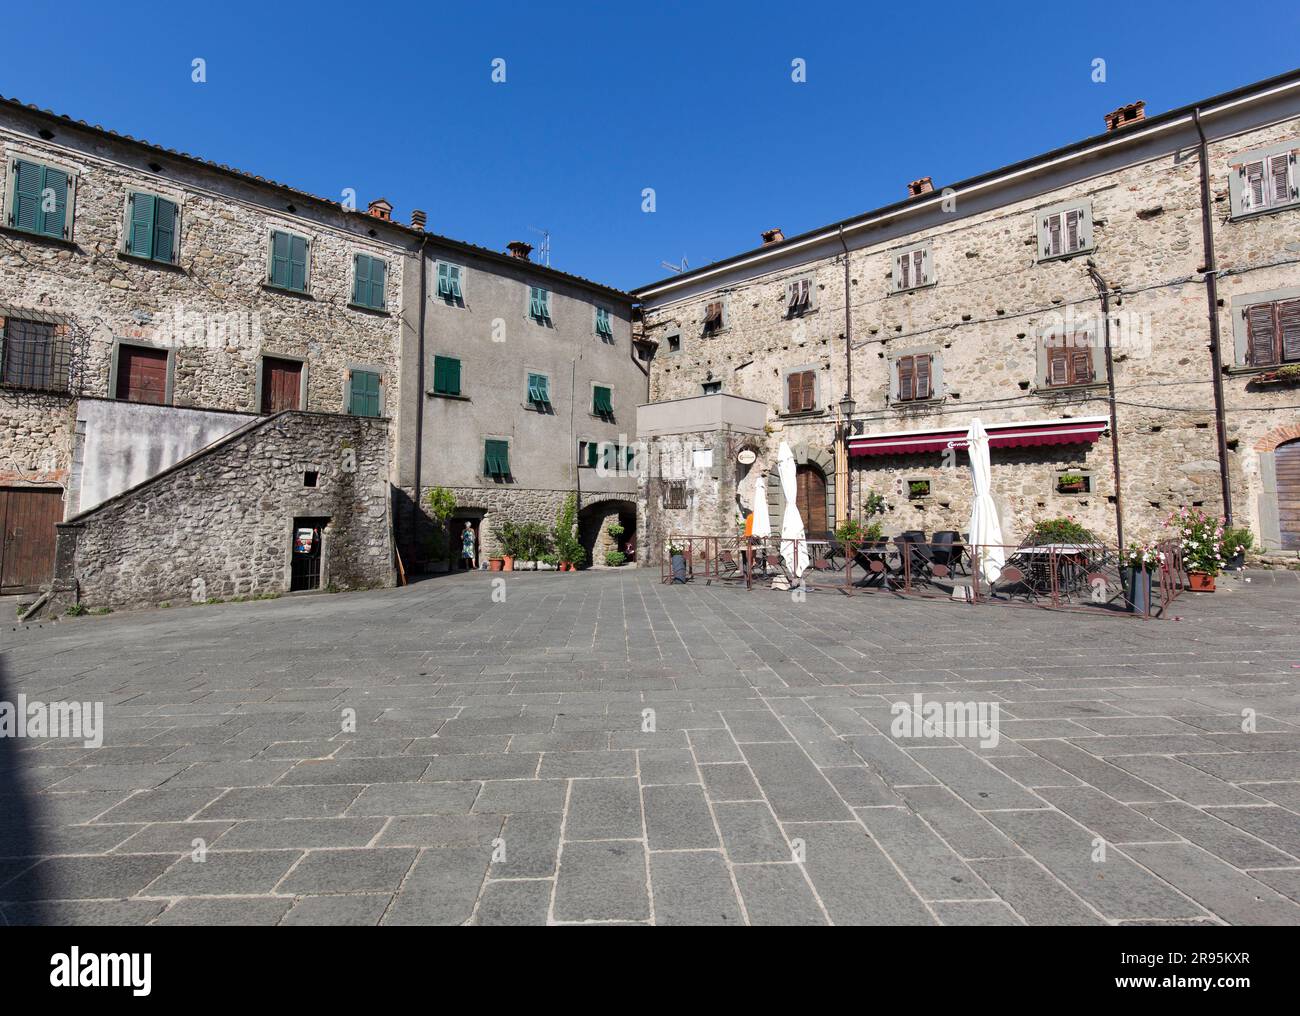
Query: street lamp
1085 260 1125 552
838 394 857 525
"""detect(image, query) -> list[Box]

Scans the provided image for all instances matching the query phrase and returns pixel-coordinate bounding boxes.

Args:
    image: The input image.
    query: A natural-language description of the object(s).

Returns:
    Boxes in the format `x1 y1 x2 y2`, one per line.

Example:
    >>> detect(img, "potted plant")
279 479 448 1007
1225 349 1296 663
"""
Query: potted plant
668 542 687 583
605 550 627 567
492 520 519 571
514 522 553 569
1121 541 1163 614
908 480 930 500
1164 507 1225 591
553 493 583 571
1222 526 1253 571
1026 516 1096 547
423 486 456 572
1057 472 1085 494
1254 364 1300 385
835 518 863 544
607 522 625 540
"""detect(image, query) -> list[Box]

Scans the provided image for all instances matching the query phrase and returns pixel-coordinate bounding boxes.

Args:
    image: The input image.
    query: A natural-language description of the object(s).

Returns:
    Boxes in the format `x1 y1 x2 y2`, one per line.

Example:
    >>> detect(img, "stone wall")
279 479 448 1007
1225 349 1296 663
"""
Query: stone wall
51 412 392 611
639 103 1300 553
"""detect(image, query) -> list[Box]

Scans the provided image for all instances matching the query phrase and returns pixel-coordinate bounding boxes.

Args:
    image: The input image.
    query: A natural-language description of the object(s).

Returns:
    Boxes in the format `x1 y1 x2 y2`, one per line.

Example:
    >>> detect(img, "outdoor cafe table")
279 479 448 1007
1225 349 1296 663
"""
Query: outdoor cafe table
1006 543 1104 596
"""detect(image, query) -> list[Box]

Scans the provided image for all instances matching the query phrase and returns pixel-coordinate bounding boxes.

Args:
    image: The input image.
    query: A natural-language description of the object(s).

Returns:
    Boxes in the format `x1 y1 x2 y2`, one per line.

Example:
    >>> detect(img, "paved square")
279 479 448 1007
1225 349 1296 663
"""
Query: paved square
2 569 1298 925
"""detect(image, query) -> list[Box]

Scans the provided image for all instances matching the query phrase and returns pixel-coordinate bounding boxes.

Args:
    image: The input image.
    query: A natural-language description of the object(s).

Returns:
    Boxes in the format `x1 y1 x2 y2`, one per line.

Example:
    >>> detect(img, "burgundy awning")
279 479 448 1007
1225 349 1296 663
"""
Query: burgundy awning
848 417 1108 457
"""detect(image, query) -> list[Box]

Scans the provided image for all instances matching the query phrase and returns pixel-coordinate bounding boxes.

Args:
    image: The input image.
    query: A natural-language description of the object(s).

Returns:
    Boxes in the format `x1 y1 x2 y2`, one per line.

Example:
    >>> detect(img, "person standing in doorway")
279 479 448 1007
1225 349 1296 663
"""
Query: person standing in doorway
461 521 477 570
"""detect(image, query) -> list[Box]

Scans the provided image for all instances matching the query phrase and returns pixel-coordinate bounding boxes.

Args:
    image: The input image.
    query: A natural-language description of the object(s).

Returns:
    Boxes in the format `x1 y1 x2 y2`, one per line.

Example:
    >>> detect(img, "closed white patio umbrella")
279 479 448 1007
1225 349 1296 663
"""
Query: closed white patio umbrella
776 441 808 580
966 418 1005 585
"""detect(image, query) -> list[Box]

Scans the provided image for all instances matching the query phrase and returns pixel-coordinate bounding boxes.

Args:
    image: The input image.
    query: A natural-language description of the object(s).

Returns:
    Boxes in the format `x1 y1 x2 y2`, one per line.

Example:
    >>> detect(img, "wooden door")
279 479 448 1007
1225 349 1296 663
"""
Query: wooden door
1277 439 1300 551
261 357 302 414
795 465 828 537
116 345 168 403
0 488 64 592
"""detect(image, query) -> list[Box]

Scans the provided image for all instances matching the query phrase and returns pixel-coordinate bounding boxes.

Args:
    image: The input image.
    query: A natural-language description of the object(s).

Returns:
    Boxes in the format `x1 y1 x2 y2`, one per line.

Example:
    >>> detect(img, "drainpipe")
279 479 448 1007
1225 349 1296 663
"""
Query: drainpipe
837 225 854 524
1086 262 1125 551
1193 107 1234 526
412 234 429 557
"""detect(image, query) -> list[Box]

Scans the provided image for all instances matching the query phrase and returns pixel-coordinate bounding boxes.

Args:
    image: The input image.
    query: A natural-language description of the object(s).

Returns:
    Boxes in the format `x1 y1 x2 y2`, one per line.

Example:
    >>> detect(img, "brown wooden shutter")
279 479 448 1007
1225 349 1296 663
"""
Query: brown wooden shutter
897 356 914 400
1279 299 1300 362
915 250 927 285
914 354 932 399
1065 209 1080 252
786 372 800 411
897 252 910 289
1047 344 1070 386
1046 213 1062 257
800 371 816 411
1069 343 1093 384
1246 303 1279 366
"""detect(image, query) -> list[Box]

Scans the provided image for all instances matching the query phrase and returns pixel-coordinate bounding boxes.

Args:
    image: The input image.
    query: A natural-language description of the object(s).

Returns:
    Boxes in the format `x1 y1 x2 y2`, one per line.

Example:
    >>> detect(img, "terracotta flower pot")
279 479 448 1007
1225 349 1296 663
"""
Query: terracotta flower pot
489 558 503 571
1187 571 1216 592
502 556 514 572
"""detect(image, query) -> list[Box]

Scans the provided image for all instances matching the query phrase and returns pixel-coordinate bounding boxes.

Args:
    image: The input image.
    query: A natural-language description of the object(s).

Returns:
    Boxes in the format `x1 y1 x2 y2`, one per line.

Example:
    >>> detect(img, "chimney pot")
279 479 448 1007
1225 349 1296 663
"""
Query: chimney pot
410 209 427 230
760 227 785 245
366 198 393 221
1104 100 1146 132
907 177 934 197
506 240 533 261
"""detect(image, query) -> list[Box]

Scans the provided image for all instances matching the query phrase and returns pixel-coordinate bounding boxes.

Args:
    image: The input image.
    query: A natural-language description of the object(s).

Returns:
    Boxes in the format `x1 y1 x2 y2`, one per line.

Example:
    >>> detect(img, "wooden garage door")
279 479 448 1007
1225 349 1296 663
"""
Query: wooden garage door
0 488 64 592
116 344 168 403
796 464 829 537
261 357 302 414
1278 439 1300 551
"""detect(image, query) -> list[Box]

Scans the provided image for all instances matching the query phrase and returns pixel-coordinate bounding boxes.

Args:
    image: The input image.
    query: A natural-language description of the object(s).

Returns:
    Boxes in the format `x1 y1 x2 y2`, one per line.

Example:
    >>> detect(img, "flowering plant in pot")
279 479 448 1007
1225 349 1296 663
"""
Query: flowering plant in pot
1222 527 1253 571
1164 507 1224 591
1121 540 1163 614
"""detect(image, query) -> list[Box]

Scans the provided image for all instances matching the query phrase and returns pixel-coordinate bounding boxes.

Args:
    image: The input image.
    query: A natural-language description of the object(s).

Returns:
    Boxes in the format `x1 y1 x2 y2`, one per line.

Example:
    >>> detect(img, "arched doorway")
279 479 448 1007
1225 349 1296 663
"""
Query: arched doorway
578 499 637 566
1278 438 1300 550
796 463 829 536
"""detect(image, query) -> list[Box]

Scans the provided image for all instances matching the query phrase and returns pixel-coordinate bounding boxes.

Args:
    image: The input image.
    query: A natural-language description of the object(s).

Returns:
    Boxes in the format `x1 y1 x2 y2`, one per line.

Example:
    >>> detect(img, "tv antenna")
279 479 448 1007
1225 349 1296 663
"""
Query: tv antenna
528 226 551 267
660 255 689 274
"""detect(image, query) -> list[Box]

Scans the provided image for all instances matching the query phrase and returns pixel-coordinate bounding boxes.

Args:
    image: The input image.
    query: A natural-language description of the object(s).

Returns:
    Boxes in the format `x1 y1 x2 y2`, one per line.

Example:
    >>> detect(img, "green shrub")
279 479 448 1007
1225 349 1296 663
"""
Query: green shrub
553 494 585 566
64 603 87 616
1026 516 1096 546
604 550 627 567
835 519 863 542
1222 527 1254 557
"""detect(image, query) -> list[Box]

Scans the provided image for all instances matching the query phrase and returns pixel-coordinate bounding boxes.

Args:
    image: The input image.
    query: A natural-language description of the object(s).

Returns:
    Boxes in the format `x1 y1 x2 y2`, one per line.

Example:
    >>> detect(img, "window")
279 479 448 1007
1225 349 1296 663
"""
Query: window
484 439 510 478
432 355 462 396
0 318 66 392
268 230 310 292
1056 471 1092 494
701 381 722 395
785 369 816 413
529 286 551 324
907 478 931 500
692 448 714 470
662 479 687 509
351 254 387 310
304 470 319 488
124 192 179 263
579 441 598 468
6 159 74 240
666 333 681 353
527 372 550 408
1231 145 1299 217
703 300 725 336
1043 338 1095 387
787 277 813 316
1243 299 1300 367
260 356 303 413
592 384 613 418
895 354 934 401
595 307 614 340
893 245 932 292
348 369 382 417
437 261 464 303
115 344 169 404
1037 202 1092 261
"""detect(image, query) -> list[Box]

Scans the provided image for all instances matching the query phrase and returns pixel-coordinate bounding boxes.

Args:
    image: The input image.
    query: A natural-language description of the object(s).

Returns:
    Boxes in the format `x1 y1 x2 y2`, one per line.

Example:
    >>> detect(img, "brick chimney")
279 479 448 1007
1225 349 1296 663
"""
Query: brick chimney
760 227 785 245
907 177 934 197
366 198 392 221
506 240 533 261
1104 101 1146 132
410 209 427 231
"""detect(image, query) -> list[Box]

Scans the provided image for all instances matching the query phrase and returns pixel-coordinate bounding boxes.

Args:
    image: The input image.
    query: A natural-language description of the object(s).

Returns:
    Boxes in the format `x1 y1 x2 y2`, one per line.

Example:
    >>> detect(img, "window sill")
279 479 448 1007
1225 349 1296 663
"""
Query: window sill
118 251 184 272
0 225 75 248
262 283 313 299
1035 247 1095 266
888 282 937 296
1229 203 1299 223
785 307 817 319
780 408 826 420
1225 363 1300 377
347 302 390 316
888 398 943 409
525 402 555 414
1033 382 1106 396
428 391 469 401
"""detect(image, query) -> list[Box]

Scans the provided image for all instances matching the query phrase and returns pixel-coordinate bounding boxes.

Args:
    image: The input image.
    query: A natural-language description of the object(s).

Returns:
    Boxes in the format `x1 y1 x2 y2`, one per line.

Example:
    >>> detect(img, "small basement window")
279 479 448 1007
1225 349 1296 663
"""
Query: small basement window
1056 471 1091 494
304 470 319 487
907 478 931 499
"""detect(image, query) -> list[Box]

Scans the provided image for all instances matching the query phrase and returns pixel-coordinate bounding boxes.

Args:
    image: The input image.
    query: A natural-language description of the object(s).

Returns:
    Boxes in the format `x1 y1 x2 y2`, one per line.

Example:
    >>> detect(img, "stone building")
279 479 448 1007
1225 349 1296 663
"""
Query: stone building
395 239 643 569
0 95 417 595
632 70 1300 564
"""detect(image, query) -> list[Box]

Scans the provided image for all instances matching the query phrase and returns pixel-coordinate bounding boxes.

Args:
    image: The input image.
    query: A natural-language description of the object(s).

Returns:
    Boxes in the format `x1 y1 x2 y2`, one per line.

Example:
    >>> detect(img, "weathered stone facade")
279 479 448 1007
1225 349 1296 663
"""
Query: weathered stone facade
51 412 392 611
635 78 1300 559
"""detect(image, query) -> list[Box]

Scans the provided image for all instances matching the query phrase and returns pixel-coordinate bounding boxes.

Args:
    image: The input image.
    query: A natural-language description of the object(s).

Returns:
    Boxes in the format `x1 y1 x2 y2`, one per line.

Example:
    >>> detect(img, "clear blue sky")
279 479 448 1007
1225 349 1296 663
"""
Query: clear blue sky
3 1 1296 291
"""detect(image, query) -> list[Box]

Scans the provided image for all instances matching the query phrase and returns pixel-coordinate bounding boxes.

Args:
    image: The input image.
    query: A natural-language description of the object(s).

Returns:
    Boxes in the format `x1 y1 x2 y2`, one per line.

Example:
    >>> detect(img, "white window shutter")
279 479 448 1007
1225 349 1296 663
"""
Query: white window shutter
1078 203 1093 251
921 247 934 286
1244 160 1265 211
1271 154 1292 205
896 252 909 290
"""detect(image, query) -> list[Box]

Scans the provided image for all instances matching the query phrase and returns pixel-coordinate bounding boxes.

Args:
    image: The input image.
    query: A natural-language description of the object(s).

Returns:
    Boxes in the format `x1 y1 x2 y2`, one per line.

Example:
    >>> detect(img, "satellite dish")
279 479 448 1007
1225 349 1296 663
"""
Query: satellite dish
737 450 757 465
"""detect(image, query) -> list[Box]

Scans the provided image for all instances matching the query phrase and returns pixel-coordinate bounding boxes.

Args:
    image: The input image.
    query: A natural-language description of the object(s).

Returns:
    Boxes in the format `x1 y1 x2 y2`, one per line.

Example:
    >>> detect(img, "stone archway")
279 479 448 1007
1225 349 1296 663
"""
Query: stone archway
765 442 836 537
1254 422 1300 552
578 498 637 566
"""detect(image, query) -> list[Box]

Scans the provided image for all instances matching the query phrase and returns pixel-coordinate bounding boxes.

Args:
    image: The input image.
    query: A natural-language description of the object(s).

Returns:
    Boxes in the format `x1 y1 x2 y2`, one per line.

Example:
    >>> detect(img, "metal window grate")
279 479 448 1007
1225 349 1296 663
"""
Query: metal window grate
1 319 69 393
662 479 687 509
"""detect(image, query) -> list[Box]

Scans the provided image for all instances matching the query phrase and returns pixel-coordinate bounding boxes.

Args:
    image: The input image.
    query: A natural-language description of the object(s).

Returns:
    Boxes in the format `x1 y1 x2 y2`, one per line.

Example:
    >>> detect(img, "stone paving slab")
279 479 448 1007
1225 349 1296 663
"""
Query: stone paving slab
2 568 1299 925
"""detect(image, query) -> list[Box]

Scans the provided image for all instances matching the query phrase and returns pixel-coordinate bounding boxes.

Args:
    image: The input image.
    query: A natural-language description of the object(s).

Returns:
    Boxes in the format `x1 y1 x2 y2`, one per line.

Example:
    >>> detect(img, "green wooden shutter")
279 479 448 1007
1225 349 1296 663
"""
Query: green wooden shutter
445 357 460 395
270 231 292 287
153 197 176 262
368 257 386 309
485 439 509 476
349 369 381 416
352 255 369 305
128 192 155 257
433 355 460 395
289 235 309 291
449 265 463 299
593 385 612 414
38 165 68 239
11 160 42 233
